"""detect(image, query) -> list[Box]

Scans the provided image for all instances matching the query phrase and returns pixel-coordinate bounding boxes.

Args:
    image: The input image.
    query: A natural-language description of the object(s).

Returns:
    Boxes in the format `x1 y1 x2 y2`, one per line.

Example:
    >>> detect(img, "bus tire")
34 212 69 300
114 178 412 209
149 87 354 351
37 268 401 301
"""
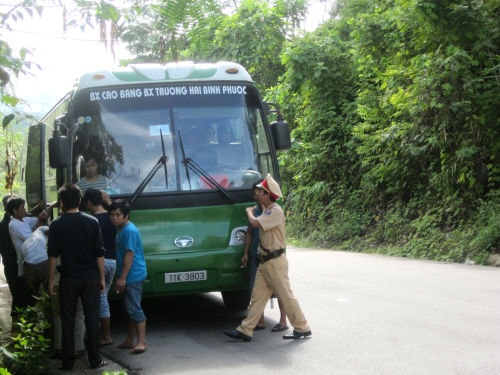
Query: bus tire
221 290 250 311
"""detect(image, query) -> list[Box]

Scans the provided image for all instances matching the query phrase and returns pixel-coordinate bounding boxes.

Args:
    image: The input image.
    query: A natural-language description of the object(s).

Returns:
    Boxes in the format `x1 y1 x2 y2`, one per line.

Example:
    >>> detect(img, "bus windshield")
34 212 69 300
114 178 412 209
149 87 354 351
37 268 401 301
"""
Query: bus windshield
70 83 272 195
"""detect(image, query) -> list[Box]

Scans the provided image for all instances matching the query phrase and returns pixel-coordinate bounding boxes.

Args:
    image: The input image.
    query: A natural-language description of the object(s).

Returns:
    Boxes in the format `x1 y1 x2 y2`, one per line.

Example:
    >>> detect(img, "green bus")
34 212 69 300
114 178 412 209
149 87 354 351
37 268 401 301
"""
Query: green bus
23 61 290 309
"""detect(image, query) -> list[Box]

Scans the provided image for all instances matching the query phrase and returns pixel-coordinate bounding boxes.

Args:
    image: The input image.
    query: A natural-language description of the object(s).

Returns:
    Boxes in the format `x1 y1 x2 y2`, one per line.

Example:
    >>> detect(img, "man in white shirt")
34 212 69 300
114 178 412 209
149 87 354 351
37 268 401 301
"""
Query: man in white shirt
7 197 48 278
20 226 49 296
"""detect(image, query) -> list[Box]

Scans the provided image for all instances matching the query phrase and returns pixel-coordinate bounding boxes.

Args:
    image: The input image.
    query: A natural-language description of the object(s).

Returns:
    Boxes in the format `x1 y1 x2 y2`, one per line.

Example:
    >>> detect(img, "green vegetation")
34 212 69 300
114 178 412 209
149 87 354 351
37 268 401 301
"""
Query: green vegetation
1 0 500 264
277 0 500 264
0 294 51 375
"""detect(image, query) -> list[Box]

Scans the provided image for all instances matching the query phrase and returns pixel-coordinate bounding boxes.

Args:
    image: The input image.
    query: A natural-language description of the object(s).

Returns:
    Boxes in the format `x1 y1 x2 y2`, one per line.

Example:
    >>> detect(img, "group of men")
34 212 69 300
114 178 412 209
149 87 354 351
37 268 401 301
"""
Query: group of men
0 172 311 369
0 183 148 371
0 195 50 312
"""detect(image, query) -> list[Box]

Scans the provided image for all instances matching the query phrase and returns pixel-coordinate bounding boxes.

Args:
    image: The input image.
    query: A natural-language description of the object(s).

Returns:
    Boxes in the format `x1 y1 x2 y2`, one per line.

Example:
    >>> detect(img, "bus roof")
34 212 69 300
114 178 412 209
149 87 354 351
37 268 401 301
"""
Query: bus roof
76 61 254 90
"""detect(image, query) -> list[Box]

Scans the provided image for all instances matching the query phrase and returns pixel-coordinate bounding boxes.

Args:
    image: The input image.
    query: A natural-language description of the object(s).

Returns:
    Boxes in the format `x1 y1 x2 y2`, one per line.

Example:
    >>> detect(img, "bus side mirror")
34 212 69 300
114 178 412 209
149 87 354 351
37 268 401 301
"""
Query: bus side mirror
49 132 70 168
271 119 291 150
266 102 291 150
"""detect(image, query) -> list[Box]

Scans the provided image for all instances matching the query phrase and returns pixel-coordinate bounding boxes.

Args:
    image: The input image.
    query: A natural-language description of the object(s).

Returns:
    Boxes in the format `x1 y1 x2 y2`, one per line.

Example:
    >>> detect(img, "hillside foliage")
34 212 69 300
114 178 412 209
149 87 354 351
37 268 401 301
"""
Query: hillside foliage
276 0 500 263
1 0 499 263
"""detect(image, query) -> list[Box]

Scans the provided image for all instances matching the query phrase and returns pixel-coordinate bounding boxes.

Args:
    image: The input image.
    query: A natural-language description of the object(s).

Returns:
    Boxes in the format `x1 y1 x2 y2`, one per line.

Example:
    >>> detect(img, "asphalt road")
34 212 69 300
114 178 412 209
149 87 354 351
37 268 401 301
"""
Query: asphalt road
2 247 500 375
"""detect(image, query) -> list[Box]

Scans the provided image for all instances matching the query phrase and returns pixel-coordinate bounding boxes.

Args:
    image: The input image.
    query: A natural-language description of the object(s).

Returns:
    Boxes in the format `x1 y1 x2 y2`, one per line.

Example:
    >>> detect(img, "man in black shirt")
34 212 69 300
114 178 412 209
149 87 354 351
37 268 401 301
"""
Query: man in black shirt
47 184 107 370
83 188 117 346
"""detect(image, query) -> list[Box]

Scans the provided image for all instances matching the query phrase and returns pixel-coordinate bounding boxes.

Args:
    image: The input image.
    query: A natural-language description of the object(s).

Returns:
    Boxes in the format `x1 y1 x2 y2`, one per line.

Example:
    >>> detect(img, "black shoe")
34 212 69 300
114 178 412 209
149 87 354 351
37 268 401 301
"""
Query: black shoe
223 329 252 341
59 363 74 371
50 349 84 359
282 330 312 340
49 349 62 359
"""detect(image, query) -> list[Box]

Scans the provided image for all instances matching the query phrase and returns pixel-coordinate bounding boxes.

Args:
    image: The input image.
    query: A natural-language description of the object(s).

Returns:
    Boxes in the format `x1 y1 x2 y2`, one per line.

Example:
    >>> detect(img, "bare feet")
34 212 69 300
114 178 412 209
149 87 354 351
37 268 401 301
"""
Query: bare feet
131 343 147 354
100 339 113 346
117 341 134 349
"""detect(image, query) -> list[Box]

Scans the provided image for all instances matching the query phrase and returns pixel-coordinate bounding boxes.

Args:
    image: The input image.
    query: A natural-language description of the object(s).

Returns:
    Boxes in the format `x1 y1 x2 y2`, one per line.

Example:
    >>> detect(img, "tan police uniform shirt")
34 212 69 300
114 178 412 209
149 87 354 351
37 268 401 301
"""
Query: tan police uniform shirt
257 203 285 253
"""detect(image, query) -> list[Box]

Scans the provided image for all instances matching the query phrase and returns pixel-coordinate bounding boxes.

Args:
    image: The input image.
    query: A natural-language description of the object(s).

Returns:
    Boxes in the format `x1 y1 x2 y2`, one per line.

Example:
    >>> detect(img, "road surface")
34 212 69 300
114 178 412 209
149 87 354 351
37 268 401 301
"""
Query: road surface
1 247 499 374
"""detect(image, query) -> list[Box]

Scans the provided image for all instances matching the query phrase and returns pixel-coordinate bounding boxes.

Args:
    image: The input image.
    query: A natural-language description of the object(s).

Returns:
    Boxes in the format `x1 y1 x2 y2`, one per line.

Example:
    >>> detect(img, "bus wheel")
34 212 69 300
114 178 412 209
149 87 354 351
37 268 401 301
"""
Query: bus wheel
221 290 250 311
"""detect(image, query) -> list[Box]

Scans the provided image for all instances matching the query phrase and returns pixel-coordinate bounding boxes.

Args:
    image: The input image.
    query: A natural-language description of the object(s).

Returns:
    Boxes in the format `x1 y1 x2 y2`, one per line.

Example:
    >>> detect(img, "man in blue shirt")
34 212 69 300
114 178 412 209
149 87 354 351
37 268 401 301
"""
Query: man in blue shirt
110 199 148 354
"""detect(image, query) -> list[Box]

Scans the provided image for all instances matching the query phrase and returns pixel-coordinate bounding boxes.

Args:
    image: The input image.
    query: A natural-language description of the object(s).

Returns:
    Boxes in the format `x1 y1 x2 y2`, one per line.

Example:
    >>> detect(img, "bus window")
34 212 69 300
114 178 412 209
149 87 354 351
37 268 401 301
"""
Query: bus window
25 124 44 208
89 109 176 195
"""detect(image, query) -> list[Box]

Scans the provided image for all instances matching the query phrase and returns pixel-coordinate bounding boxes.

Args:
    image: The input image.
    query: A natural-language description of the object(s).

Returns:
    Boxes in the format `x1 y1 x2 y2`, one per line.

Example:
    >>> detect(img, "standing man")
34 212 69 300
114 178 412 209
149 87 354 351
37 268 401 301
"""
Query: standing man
47 184 107 370
19 225 49 297
83 188 116 347
7 196 49 307
241 181 288 332
0 194 29 318
110 200 148 354
224 173 311 341
7 197 48 278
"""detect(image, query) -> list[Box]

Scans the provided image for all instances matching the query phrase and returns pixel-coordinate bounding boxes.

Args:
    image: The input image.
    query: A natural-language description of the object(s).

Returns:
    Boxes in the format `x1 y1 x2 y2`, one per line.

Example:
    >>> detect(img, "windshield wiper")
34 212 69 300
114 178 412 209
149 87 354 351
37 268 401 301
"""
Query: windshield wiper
178 130 234 203
129 129 169 205
178 130 192 190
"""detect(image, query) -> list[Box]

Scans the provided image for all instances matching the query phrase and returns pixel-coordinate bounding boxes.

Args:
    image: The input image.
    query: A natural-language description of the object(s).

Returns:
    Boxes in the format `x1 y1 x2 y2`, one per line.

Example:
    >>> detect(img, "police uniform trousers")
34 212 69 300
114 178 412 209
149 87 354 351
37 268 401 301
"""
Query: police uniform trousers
237 253 310 337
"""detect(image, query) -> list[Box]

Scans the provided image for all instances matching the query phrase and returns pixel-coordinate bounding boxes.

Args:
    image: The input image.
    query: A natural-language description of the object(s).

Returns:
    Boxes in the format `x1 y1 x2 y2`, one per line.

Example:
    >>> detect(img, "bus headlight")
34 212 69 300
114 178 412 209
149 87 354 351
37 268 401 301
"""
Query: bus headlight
229 226 247 246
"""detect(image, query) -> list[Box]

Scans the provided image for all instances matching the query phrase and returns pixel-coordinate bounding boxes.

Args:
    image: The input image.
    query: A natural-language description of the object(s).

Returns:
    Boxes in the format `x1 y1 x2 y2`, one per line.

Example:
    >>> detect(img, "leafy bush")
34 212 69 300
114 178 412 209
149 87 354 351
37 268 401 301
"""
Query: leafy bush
466 200 500 264
288 192 498 265
1 293 51 375
280 0 500 266
369 204 412 245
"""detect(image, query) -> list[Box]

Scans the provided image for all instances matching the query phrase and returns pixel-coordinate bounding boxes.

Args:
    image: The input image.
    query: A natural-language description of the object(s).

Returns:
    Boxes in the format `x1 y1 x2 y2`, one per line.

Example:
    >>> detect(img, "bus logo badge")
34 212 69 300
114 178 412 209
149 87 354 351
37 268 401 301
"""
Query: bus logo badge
174 236 194 248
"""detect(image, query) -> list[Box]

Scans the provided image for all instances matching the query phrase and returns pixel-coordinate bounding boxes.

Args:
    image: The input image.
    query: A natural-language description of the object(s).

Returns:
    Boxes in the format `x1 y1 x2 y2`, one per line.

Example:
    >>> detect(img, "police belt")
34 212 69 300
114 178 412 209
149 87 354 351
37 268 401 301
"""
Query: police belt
259 249 284 264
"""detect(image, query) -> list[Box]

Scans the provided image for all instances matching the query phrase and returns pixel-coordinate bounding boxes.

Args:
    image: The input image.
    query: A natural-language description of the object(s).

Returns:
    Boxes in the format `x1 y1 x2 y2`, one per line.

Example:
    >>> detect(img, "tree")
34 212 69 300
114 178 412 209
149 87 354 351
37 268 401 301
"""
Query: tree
195 0 308 90
0 0 122 195
1 2 42 193
273 17 367 243
117 0 308 90
68 0 122 58
276 0 500 261
205 0 307 90
119 0 225 62
350 0 500 222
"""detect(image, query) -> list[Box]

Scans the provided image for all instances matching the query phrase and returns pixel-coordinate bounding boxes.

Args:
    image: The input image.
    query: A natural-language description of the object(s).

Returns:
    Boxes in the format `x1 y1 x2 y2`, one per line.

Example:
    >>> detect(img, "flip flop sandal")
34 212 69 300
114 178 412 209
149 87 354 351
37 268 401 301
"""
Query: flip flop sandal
271 323 289 332
117 343 134 349
90 359 108 369
131 347 147 354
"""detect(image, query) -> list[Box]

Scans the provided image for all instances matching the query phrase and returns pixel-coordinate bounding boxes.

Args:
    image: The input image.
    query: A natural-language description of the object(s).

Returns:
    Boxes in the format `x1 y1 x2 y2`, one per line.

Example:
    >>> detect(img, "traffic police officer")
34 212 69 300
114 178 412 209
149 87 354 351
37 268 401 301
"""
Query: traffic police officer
224 173 311 341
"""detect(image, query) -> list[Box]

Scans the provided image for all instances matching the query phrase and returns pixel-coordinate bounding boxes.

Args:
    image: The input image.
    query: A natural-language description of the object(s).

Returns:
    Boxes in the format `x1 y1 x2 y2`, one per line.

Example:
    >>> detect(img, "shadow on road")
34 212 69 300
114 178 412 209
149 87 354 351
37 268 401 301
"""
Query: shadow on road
110 292 247 330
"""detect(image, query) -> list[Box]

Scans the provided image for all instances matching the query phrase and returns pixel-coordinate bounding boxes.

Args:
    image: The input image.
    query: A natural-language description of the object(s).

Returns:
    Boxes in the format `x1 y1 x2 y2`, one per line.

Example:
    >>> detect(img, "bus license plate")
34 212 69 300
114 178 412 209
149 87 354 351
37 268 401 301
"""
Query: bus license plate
164 270 207 284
